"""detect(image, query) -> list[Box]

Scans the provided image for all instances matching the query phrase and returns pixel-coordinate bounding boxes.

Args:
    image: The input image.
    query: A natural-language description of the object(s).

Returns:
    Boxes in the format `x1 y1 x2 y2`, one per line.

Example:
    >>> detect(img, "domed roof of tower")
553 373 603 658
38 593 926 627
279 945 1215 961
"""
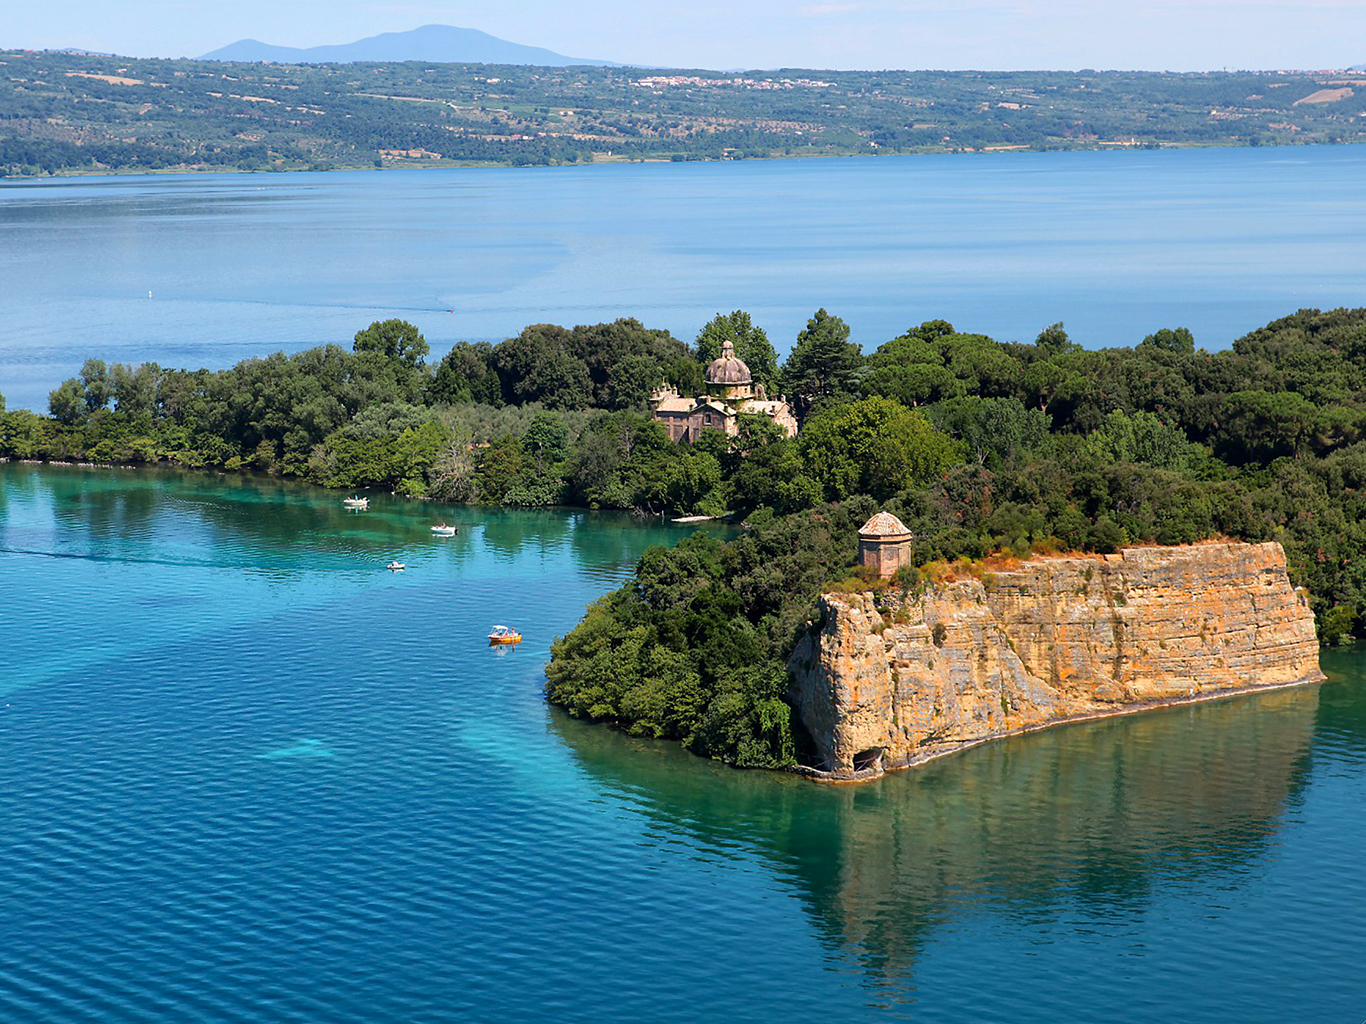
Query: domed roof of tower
859 512 912 537
706 340 752 385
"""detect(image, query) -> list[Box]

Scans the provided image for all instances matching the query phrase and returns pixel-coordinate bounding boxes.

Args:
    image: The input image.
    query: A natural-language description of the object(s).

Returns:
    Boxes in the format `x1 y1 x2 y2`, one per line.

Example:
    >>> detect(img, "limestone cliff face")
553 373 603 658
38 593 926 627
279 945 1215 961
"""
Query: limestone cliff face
787 542 1323 777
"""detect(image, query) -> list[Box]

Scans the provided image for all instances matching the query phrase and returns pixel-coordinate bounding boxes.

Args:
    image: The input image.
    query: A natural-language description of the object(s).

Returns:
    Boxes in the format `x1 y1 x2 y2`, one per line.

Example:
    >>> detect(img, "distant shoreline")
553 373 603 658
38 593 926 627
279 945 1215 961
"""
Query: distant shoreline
2 136 1354 183
6 50 1363 179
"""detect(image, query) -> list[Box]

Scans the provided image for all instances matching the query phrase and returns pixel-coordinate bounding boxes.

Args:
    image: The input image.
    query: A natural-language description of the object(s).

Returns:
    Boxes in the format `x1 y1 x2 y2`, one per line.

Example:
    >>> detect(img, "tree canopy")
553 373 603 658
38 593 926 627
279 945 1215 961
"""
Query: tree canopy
353 319 429 370
782 308 861 415
800 396 963 500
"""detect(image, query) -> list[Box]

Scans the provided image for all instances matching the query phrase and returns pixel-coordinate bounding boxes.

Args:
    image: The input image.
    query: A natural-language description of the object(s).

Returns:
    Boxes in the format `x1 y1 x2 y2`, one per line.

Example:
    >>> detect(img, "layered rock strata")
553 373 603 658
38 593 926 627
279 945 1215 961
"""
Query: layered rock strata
787 542 1323 779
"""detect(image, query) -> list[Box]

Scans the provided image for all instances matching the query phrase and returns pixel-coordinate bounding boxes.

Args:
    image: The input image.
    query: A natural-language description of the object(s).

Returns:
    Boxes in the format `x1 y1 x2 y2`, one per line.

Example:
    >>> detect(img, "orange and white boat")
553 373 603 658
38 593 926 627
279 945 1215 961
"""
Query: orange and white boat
487 625 522 645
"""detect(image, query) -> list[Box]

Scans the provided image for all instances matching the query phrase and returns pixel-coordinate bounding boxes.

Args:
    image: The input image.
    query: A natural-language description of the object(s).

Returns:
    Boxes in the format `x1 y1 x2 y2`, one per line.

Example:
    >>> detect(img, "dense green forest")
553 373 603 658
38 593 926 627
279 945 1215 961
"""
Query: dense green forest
4 306 1366 766
3 48 1366 175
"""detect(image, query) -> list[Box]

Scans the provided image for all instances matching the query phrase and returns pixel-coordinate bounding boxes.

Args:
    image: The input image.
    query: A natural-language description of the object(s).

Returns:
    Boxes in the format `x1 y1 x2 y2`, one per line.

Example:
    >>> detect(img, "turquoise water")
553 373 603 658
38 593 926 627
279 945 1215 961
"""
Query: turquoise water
2 463 1364 1021
5 146 1366 409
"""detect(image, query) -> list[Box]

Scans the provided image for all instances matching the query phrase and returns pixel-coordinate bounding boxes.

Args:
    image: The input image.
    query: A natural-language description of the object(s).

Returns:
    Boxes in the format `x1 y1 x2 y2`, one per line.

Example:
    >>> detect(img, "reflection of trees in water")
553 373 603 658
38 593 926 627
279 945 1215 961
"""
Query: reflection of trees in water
54 468 161 542
3 463 736 580
478 507 575 558
29 464 429 564
1310 649 1366 753
481 509 731 569
0 464 47 514
552 684 1320 984
1 463 162 552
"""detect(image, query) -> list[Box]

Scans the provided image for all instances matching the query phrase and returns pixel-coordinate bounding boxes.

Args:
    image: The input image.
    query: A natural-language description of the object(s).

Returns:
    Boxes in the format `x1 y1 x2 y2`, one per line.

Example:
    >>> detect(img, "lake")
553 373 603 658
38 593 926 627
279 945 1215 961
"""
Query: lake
1 464 1364 1022
4 145 1366 410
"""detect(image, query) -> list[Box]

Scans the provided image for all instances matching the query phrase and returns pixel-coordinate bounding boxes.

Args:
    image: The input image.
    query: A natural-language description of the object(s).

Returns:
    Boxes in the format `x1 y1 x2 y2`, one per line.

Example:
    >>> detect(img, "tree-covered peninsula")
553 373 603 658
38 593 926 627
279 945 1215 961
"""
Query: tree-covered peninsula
5 306 1366 764
3 48 1366 176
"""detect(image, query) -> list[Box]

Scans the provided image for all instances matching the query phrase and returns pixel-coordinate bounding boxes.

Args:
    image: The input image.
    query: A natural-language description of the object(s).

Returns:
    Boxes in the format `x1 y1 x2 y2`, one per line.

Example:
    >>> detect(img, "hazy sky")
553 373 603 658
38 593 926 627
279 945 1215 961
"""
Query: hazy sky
8 0 1364 71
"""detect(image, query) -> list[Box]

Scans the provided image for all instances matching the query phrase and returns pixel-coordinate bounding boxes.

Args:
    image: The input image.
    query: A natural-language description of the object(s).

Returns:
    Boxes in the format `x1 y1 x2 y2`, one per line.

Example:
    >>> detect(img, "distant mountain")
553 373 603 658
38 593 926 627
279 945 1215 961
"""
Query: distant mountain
199 24 620 67
1351 63 1366 71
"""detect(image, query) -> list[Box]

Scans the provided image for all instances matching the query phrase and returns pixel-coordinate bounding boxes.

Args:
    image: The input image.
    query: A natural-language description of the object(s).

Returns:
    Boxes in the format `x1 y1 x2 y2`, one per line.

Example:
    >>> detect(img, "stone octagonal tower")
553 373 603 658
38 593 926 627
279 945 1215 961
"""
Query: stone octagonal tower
859 511 914 578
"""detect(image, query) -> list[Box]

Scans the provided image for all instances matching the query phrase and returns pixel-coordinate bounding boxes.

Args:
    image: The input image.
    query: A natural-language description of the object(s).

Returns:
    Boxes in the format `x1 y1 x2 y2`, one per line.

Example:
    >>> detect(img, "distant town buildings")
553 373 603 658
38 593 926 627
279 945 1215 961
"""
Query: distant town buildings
634 75 833 90
650 341 798 441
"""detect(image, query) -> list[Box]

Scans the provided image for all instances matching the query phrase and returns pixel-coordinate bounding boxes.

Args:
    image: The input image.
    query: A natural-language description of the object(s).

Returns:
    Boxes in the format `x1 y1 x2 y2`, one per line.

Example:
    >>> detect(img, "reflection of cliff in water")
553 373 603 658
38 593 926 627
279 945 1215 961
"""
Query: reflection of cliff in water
552 684 1319 982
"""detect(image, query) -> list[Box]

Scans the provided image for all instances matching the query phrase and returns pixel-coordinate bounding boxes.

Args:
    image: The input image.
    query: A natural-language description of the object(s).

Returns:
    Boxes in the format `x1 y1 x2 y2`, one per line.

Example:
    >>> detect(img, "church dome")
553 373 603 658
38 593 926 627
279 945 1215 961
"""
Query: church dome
706 340 752 385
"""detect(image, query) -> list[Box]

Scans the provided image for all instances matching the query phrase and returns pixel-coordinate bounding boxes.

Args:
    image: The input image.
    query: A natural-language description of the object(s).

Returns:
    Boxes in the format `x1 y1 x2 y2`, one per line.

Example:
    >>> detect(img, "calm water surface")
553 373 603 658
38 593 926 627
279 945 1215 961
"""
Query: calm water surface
3 146 1366 409
1 464 1364 1022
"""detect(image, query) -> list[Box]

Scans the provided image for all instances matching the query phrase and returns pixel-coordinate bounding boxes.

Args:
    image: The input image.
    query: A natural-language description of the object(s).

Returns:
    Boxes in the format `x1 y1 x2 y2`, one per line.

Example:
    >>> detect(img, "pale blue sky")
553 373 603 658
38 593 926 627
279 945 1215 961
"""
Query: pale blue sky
8 0 1364 71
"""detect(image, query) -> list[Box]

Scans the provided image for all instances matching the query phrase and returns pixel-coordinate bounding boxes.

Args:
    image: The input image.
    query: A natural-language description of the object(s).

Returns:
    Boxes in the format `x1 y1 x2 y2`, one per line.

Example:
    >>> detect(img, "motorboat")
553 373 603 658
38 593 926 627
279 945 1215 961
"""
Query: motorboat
430 523 457 536
488 625 522 645
386 561 405 571
343 496 369 509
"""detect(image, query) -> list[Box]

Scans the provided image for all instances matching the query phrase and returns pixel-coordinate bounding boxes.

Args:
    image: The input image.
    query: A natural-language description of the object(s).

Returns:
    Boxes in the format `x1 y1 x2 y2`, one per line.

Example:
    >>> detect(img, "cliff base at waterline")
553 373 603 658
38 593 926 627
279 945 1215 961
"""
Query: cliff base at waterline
787 542 1324 780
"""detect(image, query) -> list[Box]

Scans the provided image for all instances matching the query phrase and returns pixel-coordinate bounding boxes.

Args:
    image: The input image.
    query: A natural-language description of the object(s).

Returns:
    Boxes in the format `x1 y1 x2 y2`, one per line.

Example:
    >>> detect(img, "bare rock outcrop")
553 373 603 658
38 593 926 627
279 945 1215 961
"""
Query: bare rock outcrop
787 542 1323 779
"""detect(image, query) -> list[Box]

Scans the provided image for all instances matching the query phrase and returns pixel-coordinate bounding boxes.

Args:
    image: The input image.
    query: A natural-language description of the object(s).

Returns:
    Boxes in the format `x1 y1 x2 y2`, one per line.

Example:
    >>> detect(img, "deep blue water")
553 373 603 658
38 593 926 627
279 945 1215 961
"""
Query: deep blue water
2 463 1365 1022
4 146 1366 410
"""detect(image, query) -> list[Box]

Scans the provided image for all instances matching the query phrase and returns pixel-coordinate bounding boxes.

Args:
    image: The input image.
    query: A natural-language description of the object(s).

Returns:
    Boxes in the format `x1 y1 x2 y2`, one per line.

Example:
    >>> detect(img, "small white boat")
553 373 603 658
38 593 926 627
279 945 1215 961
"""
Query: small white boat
430 523 456 536
343 496 369 509
386 561 405 571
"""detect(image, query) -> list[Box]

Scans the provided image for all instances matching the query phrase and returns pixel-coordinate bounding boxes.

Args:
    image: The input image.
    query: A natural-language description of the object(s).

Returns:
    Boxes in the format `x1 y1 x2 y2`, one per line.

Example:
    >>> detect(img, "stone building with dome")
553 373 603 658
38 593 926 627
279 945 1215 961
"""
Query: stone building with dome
859 511 914 578
650 340 798 441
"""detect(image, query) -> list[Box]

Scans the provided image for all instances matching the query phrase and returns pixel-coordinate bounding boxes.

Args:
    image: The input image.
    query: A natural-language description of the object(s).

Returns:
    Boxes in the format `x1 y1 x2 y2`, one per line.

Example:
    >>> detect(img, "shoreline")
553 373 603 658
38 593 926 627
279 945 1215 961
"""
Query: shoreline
1 136 1355 183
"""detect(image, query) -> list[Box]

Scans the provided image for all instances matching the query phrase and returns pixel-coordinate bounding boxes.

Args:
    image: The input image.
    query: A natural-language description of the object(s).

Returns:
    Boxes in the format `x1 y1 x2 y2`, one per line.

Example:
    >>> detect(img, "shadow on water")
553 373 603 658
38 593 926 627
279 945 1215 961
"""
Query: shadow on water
551 680 1324 985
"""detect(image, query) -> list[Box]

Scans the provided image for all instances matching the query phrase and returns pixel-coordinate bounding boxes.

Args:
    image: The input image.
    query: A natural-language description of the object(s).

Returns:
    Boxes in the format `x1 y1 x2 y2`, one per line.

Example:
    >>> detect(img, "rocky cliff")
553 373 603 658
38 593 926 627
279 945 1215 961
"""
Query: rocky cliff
787 542 1323 779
